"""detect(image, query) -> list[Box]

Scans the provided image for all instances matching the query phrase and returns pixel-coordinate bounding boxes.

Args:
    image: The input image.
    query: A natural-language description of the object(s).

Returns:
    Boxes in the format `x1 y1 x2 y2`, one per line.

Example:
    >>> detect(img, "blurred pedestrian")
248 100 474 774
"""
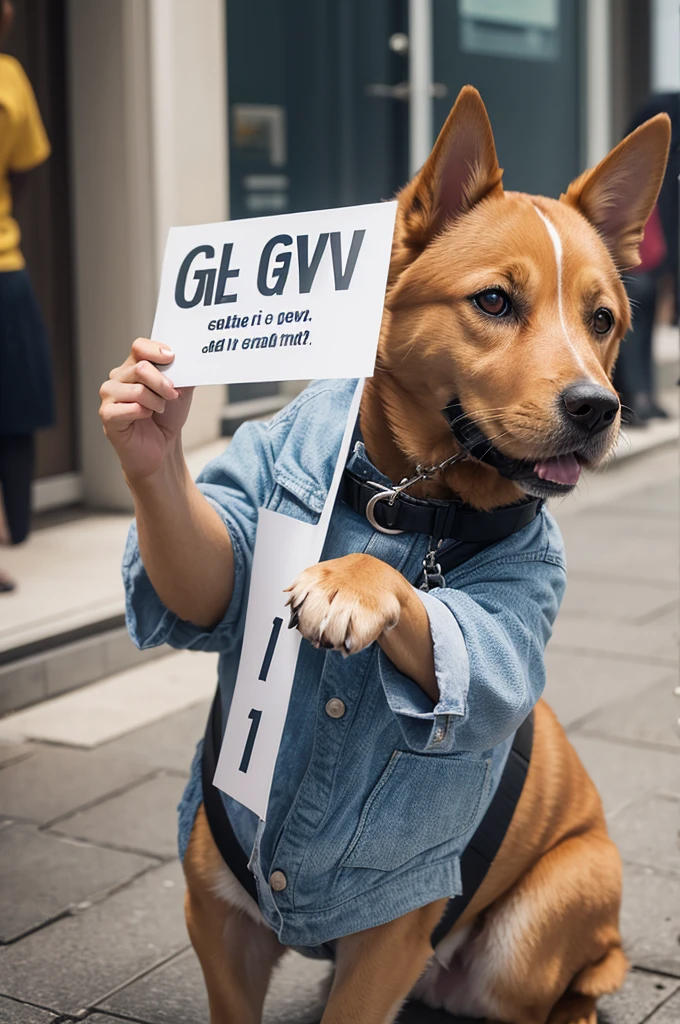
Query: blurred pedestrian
615 92 679 426
0 0 53 591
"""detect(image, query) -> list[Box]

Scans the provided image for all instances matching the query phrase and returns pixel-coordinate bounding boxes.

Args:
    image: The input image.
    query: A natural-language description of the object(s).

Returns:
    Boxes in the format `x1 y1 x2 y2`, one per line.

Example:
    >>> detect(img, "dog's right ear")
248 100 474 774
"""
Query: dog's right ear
396 86 504 258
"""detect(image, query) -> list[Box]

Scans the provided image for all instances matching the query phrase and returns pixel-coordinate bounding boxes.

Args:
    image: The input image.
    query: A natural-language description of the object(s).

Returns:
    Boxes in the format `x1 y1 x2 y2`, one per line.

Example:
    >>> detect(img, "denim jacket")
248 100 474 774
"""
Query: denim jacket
123 378 566 949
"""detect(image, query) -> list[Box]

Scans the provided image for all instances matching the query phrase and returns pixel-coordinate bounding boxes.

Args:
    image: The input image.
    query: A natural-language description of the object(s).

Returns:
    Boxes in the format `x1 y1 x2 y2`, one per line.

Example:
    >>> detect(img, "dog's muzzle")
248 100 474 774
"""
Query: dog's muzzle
441 397 611 498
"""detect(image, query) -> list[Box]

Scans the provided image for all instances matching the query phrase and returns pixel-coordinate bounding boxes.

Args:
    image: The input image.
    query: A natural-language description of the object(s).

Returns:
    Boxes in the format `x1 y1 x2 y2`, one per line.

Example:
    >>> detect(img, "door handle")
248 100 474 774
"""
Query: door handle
365 82 447 101
365 81 410 101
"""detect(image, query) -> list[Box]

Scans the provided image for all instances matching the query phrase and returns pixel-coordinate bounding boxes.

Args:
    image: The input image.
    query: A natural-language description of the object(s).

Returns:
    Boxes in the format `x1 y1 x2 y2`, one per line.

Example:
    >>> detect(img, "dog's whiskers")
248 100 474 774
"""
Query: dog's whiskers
445 406 511 431
397 340 418 366
616 429 632 453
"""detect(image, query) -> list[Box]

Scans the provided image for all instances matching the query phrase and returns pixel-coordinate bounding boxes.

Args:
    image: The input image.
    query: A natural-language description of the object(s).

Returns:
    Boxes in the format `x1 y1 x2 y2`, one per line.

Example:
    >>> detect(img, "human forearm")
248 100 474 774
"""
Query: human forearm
130 440 235 628
100 338 234 627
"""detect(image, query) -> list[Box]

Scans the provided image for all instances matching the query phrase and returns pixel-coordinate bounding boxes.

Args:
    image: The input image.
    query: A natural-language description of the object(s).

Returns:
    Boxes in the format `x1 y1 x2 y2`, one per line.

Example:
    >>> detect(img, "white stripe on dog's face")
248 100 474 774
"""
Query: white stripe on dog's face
532 205 588 375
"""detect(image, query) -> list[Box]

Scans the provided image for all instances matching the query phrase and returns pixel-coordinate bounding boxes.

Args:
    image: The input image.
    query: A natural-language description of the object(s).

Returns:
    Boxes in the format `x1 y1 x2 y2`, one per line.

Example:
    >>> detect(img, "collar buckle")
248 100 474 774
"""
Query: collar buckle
362 451 466 536
365 488 405 535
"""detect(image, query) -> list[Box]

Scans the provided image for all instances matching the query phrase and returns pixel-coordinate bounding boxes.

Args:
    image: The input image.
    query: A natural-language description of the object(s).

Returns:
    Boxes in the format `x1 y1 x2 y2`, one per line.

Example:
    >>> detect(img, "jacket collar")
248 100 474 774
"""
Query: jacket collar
272 380 363 514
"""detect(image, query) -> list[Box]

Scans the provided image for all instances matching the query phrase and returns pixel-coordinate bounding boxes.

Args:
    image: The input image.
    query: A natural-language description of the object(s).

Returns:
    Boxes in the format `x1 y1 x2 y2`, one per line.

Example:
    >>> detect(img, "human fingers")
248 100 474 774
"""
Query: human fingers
99 378 167 416
110 359 179 401
108 338 174 381
129 337 175 367
99 398 154 429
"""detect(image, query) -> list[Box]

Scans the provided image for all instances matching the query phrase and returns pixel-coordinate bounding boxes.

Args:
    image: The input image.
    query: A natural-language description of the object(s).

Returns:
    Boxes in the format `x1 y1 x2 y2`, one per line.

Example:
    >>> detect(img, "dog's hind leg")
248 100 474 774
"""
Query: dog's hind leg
183 805 284 1024
416 830 626 1024
545 945 629 1024
319 898 447 1024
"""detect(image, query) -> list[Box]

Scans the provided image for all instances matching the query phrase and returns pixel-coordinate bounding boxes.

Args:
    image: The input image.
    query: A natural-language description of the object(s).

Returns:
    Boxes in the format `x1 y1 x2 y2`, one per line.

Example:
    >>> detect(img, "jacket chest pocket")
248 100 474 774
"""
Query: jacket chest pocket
340 751 492 872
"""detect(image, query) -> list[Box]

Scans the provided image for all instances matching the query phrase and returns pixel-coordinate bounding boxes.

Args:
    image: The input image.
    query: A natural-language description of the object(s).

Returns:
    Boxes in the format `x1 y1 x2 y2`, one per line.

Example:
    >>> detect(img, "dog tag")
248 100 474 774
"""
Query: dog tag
213 379 364 820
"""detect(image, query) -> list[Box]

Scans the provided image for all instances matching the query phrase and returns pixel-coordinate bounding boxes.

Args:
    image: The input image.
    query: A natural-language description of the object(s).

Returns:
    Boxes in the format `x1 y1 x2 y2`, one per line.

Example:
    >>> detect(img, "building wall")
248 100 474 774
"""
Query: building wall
67 0 228 510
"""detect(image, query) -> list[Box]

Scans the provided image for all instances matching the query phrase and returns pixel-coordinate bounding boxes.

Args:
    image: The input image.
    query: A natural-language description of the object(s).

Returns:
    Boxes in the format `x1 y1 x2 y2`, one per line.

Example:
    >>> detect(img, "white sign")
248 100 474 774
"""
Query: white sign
151 203 397 387
213 380 365 819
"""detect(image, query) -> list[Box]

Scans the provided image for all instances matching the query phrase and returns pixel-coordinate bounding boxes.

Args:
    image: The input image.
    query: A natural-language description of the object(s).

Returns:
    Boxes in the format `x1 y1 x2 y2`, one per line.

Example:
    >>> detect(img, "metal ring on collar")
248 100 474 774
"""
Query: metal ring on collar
365 489 404 535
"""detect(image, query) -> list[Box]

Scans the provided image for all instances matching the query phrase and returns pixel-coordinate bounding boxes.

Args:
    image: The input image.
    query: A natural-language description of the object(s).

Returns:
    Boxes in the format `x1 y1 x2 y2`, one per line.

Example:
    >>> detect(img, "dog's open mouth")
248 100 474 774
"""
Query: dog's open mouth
533 453 582 487
442 400 587 498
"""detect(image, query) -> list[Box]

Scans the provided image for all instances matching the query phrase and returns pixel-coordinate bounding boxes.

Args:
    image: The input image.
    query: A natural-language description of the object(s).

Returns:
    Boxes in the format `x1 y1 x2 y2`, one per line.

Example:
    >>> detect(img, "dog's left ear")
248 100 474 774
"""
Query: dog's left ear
562 113 671 269
397 86 504 255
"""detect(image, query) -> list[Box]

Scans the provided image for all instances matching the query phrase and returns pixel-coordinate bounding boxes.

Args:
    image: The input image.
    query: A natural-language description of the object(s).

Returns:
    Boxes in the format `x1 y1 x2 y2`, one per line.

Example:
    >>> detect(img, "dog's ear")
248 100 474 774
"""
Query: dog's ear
397 86 503 254
562 114 671 270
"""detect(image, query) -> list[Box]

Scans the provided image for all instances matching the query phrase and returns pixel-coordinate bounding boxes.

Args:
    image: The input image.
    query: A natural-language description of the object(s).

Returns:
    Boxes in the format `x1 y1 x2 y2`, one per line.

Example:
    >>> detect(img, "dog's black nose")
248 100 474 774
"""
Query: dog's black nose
561 382 620 434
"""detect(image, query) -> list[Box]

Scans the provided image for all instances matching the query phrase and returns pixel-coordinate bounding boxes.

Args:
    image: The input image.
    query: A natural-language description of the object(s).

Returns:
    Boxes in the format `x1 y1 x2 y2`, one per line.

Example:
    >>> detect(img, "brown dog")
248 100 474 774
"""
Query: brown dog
178 87 670 1023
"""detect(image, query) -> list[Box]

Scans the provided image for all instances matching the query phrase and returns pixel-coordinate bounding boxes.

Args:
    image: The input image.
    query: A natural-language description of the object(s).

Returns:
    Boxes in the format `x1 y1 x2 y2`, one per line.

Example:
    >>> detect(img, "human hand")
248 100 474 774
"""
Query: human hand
99 338 194 483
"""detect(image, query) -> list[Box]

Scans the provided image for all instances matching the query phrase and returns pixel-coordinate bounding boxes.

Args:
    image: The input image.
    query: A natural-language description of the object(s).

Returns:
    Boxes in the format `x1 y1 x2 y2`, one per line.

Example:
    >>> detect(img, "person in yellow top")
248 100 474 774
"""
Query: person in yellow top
0 0 54 592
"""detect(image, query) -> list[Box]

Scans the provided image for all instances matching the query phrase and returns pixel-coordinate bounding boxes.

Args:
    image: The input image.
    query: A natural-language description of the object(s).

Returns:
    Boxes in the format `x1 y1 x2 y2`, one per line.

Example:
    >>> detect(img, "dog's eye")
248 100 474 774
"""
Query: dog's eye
593 307 614 335
473 289 511 317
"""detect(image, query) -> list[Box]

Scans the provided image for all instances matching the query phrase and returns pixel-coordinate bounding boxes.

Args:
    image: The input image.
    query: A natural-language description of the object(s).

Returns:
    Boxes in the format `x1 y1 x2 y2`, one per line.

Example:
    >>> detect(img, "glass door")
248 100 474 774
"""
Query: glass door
432 0 582 197
226 0 409 220
225 0 410 407
223 0 583 414
226 0 583 220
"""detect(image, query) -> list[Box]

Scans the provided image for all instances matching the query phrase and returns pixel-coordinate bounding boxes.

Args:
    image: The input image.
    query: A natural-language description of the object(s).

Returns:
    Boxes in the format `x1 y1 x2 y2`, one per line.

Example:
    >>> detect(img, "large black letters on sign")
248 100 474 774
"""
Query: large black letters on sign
238 709 262 774
258 617 283 682
330 230 365 290
214 243 240 305
176 228 367 306
238 617 283 774
175 245 215 308
257 235 293 296
297 233 329 293
175 244 241 307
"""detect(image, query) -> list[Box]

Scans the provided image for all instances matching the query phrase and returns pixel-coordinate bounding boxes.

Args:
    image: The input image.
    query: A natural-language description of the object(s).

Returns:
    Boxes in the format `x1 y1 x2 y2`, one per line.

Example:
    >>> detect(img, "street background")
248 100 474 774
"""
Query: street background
0 1 679 1022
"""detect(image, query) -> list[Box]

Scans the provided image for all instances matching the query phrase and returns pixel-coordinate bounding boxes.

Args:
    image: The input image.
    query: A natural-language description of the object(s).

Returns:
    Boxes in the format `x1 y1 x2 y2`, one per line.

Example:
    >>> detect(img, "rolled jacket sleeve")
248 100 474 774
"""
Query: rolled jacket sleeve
123 420 275 654
379 551 566 754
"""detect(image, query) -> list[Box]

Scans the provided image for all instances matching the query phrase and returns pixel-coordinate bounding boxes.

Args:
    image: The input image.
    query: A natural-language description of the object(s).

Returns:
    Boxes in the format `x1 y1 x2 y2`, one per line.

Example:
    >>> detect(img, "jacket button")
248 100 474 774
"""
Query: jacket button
325 697 346 719
270 870 287 891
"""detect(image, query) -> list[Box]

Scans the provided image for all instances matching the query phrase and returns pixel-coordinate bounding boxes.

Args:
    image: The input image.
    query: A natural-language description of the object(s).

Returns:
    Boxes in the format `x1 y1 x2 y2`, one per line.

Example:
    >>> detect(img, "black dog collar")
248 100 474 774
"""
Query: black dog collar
340 416 542 590
340 469 541 545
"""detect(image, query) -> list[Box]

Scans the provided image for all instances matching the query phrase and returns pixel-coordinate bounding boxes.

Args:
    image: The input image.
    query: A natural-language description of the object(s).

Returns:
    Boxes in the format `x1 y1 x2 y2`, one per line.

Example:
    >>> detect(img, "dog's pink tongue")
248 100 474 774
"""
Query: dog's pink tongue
534 454 581 485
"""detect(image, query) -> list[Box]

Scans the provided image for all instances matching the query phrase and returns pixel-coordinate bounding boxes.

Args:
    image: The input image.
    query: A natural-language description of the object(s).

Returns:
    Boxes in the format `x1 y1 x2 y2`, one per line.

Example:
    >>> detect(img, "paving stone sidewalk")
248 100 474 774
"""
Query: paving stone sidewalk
0 446 677 1024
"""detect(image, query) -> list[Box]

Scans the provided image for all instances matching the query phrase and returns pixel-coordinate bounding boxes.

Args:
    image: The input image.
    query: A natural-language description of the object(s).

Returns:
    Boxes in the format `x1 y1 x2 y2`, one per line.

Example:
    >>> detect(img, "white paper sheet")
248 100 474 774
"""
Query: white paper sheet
151 203 397 387
213 379 365 819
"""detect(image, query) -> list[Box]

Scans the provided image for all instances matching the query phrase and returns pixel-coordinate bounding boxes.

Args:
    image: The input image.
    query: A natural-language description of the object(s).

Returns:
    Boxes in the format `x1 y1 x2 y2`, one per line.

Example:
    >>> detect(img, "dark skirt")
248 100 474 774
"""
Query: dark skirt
0 267 55 434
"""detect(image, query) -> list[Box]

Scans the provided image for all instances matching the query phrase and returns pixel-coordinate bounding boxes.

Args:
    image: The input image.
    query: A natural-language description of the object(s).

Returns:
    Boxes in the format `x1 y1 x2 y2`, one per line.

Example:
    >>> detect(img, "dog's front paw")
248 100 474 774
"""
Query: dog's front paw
285 553 405 655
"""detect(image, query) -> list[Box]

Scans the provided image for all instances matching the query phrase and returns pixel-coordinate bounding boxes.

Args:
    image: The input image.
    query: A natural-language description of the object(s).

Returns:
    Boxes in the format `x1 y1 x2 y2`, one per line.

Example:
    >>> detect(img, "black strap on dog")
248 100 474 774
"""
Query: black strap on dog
429 711 534 949
202 687 259 904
